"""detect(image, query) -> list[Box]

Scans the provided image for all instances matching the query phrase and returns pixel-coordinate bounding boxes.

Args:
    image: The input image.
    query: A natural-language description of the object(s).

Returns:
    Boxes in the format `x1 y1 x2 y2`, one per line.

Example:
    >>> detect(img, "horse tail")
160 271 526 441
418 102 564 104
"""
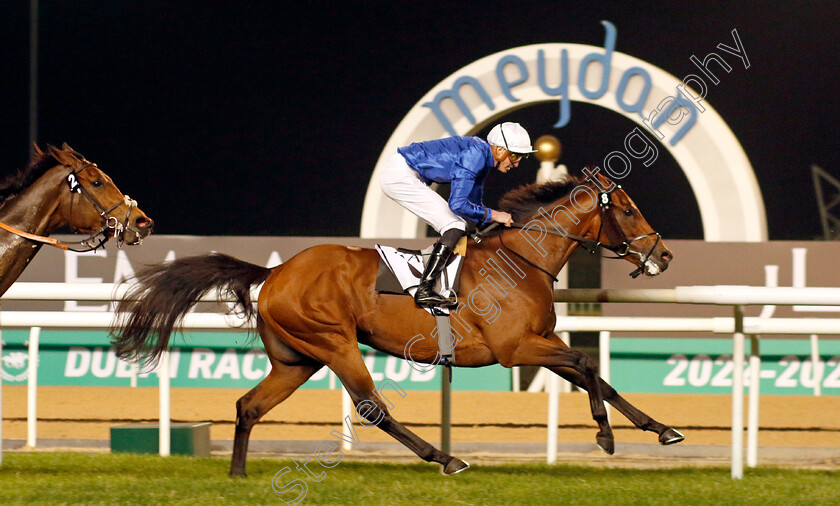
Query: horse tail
111 253 273 366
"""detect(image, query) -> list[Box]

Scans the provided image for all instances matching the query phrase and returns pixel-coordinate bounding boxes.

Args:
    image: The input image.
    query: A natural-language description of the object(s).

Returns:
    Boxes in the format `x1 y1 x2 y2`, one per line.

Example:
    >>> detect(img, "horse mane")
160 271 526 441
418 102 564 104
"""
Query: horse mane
497 175 590 223
0 149 62 206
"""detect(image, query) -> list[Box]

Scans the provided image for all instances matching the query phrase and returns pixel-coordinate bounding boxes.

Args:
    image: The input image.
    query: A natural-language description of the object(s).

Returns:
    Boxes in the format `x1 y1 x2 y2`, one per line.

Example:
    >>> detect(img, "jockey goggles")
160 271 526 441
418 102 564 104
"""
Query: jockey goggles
500 126 531 162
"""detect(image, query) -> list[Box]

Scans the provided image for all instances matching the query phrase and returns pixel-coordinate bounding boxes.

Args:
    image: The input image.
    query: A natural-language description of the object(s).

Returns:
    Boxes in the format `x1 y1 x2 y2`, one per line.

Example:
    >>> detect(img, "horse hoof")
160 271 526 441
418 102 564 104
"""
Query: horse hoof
442 457 470 475
659 428 685 445
596 433 615 455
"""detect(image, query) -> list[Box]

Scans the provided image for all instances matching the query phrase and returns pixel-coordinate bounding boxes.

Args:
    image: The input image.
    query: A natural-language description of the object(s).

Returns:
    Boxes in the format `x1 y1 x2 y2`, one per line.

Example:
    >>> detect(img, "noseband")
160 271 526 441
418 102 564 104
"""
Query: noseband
65 163 142 250
476 184 661 280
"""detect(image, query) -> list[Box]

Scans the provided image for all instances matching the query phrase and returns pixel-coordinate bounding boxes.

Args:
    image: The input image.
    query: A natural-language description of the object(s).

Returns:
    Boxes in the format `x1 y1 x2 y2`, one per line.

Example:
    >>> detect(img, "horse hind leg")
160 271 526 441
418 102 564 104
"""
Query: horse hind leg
553 368 685 445
230 360 322 477
330 348 469 475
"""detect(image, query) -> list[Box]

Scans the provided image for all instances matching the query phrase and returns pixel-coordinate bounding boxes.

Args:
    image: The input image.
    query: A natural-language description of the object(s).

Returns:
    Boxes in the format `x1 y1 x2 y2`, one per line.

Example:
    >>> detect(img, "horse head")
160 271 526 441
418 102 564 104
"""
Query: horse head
583 172 672 277
45 143 154 245
496 172 672 279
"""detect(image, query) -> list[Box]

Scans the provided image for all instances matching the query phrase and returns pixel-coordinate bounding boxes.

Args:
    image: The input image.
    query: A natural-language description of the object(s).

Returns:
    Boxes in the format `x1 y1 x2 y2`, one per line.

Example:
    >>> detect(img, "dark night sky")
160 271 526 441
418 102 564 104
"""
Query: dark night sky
1 2 838 240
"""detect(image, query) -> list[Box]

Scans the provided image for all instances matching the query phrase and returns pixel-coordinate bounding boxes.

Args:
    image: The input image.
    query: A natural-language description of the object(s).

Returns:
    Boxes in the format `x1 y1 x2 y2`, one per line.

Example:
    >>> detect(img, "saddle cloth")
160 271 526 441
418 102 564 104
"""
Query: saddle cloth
374 244 463 315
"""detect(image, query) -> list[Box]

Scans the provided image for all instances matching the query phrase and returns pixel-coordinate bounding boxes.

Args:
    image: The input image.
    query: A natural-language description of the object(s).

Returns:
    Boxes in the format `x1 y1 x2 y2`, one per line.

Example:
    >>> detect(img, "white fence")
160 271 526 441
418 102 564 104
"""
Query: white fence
2 283 840 479
0 283 253 465
552 286 840 479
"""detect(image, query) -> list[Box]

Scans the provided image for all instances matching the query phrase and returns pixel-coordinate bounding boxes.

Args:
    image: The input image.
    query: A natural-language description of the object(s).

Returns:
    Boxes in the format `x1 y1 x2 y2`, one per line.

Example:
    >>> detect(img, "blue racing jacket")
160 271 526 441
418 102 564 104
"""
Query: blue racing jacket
397 136 495 226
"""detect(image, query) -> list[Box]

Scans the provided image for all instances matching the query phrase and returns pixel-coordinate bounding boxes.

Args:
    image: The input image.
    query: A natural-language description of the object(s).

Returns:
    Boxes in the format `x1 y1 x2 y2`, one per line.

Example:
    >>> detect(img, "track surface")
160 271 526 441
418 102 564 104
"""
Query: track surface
4 387 840 451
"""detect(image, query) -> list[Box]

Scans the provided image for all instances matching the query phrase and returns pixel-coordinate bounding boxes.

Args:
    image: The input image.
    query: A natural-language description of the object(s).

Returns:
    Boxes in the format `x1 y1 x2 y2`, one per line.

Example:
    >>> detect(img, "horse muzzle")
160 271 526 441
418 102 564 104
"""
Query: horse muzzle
639 246 673 277
121 214 154 245
110 199 153 246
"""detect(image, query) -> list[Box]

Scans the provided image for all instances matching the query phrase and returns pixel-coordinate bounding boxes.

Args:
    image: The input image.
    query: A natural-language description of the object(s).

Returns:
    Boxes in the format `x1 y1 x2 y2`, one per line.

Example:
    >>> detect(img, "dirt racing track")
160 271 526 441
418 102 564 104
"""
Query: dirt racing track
4 387 840 468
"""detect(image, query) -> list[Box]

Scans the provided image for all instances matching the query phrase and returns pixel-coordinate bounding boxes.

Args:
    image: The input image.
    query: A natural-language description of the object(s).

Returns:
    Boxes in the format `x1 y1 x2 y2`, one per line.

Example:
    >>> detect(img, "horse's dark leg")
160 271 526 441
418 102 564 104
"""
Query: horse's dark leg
331 349 469 475
551 367 685 445
510 334 613 453
230 362 321 477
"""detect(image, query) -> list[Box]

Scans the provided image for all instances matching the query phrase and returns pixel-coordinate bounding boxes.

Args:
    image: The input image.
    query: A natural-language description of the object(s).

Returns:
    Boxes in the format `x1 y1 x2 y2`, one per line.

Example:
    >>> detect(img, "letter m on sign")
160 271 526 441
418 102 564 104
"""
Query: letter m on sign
422 76 495 136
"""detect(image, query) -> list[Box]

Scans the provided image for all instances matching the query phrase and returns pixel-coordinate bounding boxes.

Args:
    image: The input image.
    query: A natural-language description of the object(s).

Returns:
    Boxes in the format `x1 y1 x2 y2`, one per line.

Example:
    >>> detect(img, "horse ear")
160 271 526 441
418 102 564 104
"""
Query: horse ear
595 170 616 191
59 142 86 160
32 143 44 158
48 144 81 167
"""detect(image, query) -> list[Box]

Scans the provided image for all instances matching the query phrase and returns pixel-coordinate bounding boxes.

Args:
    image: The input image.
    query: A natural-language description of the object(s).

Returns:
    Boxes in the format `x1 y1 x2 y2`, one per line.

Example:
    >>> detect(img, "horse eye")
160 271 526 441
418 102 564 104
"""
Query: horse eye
623 208 634 217
91 180 104 188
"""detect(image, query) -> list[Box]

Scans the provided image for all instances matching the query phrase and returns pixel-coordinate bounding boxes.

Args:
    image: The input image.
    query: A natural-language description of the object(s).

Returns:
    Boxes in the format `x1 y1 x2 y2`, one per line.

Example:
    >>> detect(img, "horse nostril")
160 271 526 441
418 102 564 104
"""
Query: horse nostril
135 217 153 229
661 251 673 263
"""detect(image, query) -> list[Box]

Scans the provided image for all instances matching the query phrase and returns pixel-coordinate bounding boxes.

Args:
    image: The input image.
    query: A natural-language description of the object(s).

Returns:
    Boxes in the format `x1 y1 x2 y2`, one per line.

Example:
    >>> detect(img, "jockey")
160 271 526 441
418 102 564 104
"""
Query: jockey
380 122 537 308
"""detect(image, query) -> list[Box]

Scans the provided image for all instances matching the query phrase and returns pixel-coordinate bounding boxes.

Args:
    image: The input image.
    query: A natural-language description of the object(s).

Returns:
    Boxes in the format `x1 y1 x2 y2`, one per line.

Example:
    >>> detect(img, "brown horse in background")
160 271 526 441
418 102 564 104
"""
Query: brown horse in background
112 173 683 477
0 144 153 295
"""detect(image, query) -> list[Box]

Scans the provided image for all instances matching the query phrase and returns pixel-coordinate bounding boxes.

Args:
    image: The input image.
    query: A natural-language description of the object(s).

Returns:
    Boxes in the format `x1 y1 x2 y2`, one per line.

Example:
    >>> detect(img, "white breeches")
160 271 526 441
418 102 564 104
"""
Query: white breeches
379 153 466 234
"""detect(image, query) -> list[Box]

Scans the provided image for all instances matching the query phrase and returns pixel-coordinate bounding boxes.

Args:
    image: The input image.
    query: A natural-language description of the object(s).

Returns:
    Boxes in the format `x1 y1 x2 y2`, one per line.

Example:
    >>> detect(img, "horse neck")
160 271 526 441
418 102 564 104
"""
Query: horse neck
0 166 66 294
493 197 600 280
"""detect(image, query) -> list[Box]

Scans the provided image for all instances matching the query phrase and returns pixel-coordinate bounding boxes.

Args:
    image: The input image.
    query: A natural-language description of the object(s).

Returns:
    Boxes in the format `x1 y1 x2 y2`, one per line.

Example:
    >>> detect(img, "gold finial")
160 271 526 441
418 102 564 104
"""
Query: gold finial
534 135 561 163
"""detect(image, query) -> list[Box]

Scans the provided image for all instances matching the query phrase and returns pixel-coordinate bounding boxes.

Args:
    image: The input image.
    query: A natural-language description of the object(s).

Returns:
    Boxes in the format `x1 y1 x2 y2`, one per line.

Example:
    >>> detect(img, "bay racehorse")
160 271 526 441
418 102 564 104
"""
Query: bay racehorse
0 144 153 295
111 173 684 477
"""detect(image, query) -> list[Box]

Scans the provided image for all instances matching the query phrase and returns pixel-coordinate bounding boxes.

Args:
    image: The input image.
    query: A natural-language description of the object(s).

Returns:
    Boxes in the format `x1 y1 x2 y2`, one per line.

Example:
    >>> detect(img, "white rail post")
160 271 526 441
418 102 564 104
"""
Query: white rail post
541 154 565 462
341 385 352 451
546 372 559 464
810 334 822 396
747 335 760 468
512 367 520 392
599 331 611 421
27 326 40 448
159 349 171 457
731 306 745 479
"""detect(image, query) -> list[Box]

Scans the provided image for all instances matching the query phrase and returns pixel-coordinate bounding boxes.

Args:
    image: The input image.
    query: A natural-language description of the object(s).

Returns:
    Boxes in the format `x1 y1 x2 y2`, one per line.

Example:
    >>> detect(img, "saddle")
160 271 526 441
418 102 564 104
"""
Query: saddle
374 243 464 315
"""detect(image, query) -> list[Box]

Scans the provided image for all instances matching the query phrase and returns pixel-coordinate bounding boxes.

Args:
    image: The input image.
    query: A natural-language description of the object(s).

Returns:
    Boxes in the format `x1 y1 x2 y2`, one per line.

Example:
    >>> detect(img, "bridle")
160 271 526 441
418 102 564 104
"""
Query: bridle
0 163 141 252
65 163 143 249
475 183 661 280
575 184 661 277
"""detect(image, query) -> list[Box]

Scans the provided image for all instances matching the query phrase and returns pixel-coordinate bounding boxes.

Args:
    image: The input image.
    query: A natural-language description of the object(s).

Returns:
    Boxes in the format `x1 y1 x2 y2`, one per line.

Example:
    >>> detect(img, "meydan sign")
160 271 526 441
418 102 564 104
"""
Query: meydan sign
361 21 766 241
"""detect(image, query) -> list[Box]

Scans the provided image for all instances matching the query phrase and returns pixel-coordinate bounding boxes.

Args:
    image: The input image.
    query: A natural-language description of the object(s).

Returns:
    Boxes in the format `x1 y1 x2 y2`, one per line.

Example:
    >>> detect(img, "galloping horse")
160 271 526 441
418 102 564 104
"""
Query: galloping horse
0 144 153 295
111 173 684 477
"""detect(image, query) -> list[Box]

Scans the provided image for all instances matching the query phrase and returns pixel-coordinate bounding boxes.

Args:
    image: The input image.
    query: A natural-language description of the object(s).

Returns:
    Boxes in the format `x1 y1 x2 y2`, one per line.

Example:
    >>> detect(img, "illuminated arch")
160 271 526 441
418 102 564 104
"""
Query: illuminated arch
360 42 766 241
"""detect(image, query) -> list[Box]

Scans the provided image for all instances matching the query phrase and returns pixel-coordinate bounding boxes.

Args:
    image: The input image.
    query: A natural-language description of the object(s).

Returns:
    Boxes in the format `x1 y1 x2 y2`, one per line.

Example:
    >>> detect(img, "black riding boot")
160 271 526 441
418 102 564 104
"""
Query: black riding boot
414 242 457 308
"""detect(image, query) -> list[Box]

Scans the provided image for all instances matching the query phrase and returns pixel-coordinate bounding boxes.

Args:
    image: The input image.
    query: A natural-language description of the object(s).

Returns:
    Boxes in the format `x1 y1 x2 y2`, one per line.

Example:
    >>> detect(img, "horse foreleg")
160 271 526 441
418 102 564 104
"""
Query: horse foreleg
230 362 321 477
331 351 469 475
552 367 685 445
510 334 613 453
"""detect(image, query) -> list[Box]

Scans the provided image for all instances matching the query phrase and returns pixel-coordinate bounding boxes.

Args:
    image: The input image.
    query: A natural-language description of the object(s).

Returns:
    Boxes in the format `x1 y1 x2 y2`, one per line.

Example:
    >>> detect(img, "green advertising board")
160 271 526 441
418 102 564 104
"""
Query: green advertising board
611 337 840 395
0 329 511 391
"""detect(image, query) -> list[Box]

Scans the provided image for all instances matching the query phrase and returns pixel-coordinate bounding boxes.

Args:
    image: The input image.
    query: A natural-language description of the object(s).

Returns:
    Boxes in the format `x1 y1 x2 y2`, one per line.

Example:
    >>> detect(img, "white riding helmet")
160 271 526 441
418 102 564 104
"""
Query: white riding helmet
487 122 538 154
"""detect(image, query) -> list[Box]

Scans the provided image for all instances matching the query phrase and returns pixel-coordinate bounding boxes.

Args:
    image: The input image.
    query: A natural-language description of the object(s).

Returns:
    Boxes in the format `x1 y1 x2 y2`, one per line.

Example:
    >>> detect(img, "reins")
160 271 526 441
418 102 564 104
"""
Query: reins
474 184 662 281
497 232 559 283
0 221 73 250
0 163 139 252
